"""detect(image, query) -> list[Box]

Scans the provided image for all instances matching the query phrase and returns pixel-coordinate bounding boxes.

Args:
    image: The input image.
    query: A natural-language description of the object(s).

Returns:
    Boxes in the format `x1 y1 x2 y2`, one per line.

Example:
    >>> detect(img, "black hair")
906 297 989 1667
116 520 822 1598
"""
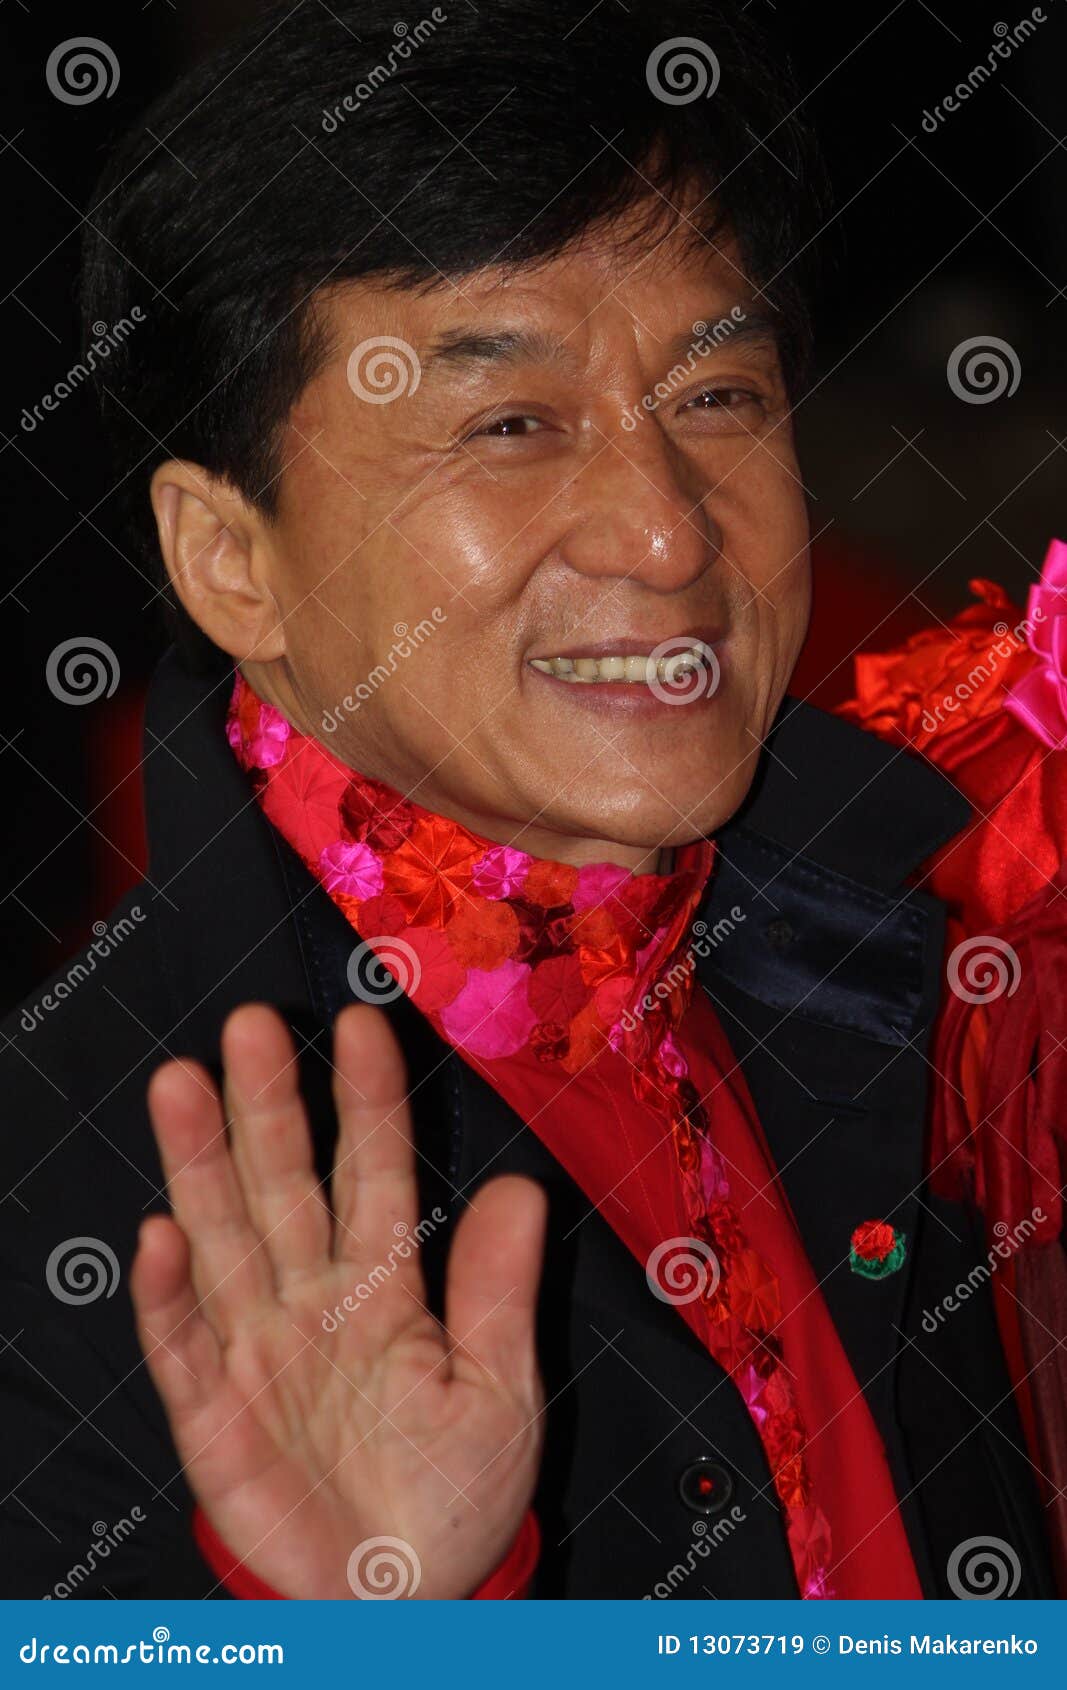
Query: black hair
81 0 828 669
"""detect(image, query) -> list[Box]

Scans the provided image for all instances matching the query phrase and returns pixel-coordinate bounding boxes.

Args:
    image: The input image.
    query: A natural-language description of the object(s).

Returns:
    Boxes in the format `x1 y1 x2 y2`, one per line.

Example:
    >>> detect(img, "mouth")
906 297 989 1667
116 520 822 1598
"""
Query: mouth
525 633 723 704
530 645 713 686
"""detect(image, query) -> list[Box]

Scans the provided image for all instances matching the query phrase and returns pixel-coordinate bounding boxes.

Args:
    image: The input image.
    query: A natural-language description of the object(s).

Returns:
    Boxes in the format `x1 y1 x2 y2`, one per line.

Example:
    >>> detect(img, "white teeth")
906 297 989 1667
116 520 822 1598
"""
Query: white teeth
529 647 710 683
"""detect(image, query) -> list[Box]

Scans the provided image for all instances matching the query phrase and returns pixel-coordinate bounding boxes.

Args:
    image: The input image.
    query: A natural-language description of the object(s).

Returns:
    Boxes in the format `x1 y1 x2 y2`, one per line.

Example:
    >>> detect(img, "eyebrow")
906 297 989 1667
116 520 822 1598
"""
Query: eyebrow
659 307 782 368
421 326 579 374
420 304 782 380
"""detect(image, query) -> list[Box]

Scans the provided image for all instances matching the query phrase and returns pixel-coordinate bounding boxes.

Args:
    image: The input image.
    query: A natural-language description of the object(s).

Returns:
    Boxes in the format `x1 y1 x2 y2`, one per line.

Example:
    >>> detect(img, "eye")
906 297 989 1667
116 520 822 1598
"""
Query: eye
470 413 546 438
684 386 760 412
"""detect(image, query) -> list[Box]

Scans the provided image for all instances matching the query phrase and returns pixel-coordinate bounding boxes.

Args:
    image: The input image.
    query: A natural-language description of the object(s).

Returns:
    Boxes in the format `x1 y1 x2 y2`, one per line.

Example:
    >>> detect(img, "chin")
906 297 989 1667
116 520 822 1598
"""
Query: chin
556 779 751 856
587 748 761 847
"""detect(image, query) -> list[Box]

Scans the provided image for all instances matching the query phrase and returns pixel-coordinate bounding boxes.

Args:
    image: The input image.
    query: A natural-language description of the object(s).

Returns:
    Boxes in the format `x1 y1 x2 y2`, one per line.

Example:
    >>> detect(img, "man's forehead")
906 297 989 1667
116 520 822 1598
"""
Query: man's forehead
417 304 778 379
318 227 767 374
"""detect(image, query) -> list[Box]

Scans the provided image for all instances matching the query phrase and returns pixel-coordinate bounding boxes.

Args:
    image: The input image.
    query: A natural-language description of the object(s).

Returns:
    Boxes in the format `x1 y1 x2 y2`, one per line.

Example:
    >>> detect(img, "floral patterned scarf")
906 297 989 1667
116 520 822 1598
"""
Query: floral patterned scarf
228 671 921 1600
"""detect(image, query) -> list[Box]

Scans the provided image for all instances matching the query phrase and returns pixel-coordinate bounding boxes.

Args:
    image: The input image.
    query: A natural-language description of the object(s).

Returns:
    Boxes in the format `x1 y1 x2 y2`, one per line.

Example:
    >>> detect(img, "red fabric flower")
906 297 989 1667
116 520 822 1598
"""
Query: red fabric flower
446 898 520 970
705 1198 745 1260
381 815 477 925
561 1001 609 1074
523 858 579 907
839 577 1029 753
350 891 409 934
763 1405 806 1468
773 1455 811 1511
579 936 631 989
671 1120 700 1174
514 904 575 966
728 1249 783 1330
529 955 591 1023
530 1020 569 1063
340 777 417 851
850 1220 896 1263
400 925 466 1012
570 905 616 949
259 744 346 860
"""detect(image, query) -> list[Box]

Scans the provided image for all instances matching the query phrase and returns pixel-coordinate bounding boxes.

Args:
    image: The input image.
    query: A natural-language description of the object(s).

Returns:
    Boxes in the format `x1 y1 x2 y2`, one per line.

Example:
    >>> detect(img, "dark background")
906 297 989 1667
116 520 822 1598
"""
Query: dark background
2 0 1065 1014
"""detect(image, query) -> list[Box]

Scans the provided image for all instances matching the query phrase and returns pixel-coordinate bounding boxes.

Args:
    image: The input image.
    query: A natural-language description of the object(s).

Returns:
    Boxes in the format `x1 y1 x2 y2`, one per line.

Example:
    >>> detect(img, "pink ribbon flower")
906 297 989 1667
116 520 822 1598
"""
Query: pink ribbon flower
1004 537 1067 748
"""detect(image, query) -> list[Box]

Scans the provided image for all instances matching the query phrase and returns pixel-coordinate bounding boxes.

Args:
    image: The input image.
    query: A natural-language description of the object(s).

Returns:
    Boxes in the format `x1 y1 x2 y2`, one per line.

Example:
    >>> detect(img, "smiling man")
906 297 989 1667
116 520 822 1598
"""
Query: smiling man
159 227 805 869
0 0 1059 1603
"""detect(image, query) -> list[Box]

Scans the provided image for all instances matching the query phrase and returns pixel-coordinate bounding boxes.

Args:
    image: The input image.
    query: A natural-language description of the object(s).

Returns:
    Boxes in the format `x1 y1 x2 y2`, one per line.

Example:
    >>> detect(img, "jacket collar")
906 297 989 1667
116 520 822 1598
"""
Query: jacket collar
140 659 971 1048
141 654 314 1059
725 694 971 892
702 695 971 1052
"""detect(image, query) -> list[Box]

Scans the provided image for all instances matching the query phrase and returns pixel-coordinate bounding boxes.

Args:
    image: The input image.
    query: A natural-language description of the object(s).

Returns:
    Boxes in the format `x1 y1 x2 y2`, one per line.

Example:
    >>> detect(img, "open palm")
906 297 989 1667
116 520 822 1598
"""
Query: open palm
131 1002 547 1599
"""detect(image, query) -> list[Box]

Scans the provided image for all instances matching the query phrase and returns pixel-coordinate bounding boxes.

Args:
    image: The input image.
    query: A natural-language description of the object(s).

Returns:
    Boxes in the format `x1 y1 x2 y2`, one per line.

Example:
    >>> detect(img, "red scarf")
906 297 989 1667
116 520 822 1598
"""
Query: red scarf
228 673 921 1599
839 563 1067 1589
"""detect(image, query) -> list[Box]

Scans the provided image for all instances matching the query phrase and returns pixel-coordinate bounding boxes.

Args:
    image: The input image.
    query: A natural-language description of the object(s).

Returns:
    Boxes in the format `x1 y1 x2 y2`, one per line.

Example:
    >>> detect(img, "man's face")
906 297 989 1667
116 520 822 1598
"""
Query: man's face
250 215 810 863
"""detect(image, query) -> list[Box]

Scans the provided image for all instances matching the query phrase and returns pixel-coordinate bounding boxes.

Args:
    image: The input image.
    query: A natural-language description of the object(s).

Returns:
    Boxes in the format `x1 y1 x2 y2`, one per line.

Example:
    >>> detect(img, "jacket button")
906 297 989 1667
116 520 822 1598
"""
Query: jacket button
765 918 795 952
678 1458 734 1515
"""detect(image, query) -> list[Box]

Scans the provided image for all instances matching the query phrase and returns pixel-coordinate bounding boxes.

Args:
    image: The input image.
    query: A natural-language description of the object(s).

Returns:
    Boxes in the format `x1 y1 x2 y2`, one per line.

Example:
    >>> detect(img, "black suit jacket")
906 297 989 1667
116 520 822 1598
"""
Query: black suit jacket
0 651 1054 1598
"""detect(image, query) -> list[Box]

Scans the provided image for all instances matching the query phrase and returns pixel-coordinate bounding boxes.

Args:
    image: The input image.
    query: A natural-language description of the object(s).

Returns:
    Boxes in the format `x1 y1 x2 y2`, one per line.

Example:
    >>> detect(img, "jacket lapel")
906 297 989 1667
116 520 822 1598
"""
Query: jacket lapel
695 696 971 1582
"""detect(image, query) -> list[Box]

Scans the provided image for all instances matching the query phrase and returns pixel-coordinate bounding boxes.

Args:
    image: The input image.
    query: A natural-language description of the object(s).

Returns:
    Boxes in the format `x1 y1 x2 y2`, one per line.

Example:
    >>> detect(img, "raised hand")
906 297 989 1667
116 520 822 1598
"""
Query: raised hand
131 1001 547 1599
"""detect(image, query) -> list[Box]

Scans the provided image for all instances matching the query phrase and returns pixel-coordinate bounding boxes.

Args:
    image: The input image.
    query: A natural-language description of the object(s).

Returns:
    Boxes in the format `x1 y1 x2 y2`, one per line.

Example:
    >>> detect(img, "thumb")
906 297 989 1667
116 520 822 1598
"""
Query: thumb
444 1175 547 1396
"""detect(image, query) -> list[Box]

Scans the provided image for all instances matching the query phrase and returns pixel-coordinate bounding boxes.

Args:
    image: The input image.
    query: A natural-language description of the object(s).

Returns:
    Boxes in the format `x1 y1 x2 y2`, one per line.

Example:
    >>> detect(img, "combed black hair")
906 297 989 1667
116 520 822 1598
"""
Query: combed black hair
81 0 828 669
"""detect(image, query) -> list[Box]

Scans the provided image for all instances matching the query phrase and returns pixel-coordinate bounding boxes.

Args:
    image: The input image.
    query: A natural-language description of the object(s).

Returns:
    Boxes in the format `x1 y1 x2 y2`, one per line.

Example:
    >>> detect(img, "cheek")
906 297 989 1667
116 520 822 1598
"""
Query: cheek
728 441 808 576
768 578 810 724
718 464 810 695
392 459 568 608
753 543 810 639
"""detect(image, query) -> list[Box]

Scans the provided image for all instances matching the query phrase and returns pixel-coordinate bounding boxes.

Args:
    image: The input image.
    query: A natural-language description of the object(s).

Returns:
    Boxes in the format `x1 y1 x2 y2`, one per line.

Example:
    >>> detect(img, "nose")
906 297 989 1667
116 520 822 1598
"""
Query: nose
557 423 722 592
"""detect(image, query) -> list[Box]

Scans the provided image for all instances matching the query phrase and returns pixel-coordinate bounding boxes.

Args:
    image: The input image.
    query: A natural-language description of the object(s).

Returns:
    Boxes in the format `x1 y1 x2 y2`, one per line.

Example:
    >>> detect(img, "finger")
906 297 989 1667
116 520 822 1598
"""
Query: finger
147 1056 274 1335
222 1005 332 1285
329 1003 421 1279
130 1214 224 1420
130 1215 281 1511
444 1175 547 1398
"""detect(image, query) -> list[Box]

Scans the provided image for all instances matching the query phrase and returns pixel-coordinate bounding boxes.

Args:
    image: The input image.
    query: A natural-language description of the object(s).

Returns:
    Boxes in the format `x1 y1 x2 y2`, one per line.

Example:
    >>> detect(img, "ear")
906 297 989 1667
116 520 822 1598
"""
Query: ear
149 461 287 662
